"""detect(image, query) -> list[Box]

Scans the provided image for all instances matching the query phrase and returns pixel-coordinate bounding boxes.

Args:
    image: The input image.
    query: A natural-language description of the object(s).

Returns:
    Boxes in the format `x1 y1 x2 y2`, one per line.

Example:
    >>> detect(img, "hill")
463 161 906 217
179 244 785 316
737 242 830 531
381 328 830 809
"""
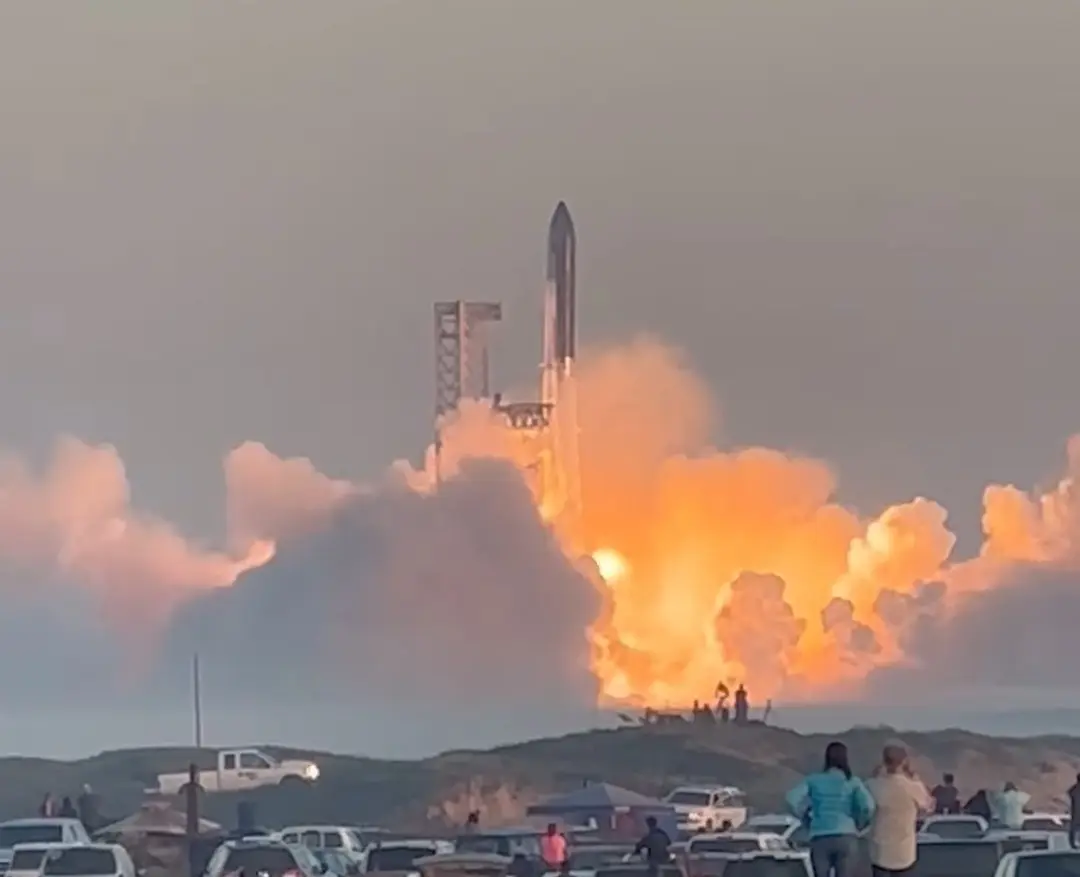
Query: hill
5 723 1080 831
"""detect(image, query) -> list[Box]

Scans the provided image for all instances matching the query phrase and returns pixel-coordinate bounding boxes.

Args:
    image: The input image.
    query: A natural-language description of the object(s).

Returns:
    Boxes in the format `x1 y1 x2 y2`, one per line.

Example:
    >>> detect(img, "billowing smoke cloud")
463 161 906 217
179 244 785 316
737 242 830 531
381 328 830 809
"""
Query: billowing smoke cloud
1 335 1080 734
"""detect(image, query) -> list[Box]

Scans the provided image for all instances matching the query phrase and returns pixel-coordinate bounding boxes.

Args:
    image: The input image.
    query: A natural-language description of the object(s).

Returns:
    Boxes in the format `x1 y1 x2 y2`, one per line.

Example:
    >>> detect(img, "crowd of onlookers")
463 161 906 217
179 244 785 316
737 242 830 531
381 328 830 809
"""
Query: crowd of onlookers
37 784 103 831
784 741 1080 877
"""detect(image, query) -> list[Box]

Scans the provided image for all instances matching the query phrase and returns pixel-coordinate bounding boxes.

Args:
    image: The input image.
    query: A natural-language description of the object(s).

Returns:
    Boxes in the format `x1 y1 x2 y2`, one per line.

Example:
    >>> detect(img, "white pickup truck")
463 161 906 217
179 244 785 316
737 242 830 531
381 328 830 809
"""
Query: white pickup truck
156 748 320 795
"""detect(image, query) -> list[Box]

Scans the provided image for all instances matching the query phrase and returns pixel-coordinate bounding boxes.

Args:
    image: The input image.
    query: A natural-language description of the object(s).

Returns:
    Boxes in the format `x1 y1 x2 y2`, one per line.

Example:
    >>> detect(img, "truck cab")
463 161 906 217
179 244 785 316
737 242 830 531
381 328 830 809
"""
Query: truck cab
663 786 748 834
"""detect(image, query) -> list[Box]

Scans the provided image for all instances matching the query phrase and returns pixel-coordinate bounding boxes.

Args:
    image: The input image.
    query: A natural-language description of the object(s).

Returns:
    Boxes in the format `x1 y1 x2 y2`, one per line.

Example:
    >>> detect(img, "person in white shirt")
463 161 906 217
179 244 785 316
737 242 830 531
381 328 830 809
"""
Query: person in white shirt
866 744 932 877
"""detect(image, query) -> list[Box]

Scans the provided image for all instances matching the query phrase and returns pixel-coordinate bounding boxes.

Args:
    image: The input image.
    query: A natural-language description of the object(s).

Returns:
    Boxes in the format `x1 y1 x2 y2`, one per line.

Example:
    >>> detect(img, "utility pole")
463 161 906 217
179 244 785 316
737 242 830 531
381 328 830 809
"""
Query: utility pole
192 653 203 749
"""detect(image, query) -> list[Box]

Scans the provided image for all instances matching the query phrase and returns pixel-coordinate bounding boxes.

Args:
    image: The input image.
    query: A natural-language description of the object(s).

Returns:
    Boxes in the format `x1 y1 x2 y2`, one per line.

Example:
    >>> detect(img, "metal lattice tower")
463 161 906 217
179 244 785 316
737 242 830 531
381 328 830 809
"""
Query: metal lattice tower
433 301 502 480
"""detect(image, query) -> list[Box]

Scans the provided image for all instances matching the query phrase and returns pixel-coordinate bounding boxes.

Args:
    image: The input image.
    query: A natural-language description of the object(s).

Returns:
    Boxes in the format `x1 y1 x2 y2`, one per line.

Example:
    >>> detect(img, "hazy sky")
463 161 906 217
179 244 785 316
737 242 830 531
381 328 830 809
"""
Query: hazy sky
2 0 1078 546
3 2 1080 754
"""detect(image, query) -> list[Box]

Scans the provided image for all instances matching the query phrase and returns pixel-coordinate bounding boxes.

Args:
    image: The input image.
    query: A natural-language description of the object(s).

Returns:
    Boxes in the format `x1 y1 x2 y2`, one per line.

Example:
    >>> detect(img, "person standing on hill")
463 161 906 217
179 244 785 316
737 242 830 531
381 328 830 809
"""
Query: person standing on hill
1067 774 1080 849
787 741 875 877
867 744 932 877
930 774 960 815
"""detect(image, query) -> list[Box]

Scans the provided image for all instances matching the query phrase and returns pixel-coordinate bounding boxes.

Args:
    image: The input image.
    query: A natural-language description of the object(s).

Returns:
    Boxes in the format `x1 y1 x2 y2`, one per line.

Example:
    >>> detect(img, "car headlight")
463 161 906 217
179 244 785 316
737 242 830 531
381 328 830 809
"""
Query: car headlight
304 764 320 780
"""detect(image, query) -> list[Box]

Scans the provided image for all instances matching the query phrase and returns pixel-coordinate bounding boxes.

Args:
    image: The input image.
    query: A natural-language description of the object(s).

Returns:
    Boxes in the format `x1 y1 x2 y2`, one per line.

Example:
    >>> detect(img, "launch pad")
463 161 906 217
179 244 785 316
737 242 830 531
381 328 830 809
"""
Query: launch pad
432 202 582 532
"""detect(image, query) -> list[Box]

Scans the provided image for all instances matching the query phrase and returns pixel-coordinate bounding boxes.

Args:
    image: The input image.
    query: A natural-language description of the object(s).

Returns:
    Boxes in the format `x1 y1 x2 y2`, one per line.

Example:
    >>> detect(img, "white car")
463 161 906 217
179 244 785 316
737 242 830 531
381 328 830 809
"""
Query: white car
205 839 325 877
993 848 1080 877
1019 814 1070 833
0 820 91 873
664 786 748 833
742 815 806 846
9 844 135 877
985 830 1072 853
361 841 454 875
279 826 368 858
702 851 812 877
919 814 989 839
686 833 789 856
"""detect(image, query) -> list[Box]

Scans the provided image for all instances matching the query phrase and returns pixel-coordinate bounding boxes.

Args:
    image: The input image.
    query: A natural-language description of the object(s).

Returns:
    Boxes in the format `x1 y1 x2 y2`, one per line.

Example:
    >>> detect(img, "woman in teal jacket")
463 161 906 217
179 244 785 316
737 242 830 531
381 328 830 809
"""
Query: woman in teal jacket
786 741 875 877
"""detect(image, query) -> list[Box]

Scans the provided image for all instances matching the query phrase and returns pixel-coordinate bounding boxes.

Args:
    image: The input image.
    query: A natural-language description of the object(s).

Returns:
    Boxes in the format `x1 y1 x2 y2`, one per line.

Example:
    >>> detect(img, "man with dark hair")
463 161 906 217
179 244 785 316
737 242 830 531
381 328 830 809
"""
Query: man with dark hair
634 816 672 877
930 774 960 814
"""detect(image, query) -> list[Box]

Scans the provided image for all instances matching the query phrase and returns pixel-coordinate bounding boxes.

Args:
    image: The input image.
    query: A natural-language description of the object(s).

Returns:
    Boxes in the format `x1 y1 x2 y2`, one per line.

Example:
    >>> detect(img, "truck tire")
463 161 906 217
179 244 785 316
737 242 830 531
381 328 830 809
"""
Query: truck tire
278 775 308 789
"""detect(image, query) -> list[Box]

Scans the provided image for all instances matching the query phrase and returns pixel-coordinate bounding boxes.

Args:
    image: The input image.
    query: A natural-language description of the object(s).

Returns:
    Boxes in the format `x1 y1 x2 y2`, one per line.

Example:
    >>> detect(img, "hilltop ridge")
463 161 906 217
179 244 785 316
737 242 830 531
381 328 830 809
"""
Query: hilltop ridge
2 723 1078 830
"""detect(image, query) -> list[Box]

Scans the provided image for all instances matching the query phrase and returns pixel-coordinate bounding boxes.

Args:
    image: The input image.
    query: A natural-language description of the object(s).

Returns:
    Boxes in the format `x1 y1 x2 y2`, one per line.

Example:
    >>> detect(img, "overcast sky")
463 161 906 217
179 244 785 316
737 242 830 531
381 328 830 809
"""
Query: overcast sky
2 1 1079 549
3 2 1080 754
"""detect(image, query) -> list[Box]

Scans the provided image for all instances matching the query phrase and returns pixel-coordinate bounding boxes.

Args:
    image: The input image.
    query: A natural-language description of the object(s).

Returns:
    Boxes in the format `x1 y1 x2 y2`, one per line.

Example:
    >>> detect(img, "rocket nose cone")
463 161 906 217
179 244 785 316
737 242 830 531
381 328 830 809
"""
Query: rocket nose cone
549 201 575 238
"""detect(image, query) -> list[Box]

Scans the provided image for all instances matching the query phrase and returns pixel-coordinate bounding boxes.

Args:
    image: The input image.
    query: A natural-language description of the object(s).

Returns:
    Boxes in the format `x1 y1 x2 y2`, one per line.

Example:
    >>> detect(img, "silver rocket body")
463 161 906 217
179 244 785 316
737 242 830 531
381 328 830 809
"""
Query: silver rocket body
538 202 582 541
542 201 576 405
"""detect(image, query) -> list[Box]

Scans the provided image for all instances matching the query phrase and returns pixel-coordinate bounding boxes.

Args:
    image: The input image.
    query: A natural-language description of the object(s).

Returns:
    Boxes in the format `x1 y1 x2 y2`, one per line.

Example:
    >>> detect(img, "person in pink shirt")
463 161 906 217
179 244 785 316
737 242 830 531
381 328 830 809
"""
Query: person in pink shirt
540 823 568 871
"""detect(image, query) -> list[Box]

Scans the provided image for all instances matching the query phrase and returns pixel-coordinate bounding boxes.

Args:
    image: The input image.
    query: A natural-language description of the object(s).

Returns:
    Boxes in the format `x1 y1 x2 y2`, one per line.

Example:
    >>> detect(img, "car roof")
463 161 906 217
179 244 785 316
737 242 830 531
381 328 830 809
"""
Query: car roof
917 837 996 844
368 840 449 849
925 815 986 821
225 839 294 849
281 826 353 832
746 815 799 824
0 819 81 827
691 833 778 841
1004 849 1080 860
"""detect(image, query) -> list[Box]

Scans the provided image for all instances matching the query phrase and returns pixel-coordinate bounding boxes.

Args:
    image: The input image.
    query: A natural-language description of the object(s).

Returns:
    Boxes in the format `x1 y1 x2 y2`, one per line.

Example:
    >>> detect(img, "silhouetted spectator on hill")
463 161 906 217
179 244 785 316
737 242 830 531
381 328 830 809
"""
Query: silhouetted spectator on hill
39 794 56 817
963 789 992 821
1068 773 1080 849
931 774 960 814
77 785 101 832
58 796 77 819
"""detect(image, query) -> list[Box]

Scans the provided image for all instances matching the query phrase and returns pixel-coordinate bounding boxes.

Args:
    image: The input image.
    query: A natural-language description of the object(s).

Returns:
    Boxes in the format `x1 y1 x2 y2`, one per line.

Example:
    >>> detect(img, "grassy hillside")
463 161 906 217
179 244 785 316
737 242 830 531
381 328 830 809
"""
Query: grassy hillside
5 723 1080 832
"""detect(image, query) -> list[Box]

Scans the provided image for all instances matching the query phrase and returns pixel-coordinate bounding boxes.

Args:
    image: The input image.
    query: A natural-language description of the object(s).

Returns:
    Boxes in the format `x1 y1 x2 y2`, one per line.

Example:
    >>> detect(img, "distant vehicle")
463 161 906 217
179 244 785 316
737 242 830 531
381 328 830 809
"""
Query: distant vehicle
361 841 455 875
204 839 327 877
741 815 807 847
984 831 1072 854
0 821 91 873
278 826 368 859
914 836 1005 877
454 829 546 860
992 848 1080 877
919 814 989 839
1018 815 1069 833
686 833 789 855
156 748 320 795
9 844 136 877
663 786 748 833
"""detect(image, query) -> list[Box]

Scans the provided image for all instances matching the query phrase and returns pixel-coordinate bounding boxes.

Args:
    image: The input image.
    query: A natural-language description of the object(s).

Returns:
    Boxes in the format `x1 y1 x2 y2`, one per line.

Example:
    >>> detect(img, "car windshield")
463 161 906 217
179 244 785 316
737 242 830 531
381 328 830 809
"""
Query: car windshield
365 847 436 872
667 792 712 807
1017 856 1080 877
1001 839 1051 854
745 825 791 836
1023 820 1063 832
923 821 985 839
691 839 763 854
10 849 48 871
0 827 64 848
42 849 117 876
224 847 301 877
724 860 810 877
912 842 1001 877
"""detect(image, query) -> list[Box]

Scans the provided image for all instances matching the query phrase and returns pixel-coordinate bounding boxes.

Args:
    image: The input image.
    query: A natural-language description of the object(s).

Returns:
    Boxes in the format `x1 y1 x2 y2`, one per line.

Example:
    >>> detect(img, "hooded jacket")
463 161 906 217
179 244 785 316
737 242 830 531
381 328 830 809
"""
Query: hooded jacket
786 768 876 838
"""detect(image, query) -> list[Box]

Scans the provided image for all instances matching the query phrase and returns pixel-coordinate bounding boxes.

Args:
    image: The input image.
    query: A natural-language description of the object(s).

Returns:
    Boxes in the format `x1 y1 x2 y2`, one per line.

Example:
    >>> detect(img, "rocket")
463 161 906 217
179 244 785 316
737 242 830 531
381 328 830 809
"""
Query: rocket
541 201 576 405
